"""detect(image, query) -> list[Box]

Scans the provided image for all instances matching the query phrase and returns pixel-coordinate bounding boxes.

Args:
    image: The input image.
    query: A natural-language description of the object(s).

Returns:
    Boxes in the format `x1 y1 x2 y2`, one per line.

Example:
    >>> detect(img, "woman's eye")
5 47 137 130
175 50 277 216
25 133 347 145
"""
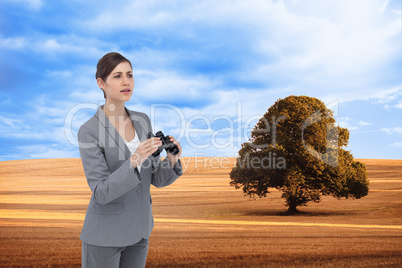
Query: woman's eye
127 74 133 78
114 75 121 79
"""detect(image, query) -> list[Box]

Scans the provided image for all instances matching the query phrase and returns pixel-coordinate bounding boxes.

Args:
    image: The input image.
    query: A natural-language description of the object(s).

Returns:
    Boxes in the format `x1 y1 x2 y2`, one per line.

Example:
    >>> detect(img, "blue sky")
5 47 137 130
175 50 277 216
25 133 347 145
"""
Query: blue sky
0 0 400 161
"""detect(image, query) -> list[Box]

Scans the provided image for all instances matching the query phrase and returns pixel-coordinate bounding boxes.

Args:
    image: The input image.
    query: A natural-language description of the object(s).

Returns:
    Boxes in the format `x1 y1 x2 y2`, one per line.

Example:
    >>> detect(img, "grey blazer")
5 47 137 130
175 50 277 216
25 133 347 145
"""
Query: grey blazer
77 105 182 247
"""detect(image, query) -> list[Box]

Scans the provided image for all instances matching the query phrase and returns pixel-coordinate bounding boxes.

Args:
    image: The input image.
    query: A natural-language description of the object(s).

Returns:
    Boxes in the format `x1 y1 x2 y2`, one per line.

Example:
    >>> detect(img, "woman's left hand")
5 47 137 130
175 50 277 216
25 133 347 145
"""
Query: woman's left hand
167 135 182 169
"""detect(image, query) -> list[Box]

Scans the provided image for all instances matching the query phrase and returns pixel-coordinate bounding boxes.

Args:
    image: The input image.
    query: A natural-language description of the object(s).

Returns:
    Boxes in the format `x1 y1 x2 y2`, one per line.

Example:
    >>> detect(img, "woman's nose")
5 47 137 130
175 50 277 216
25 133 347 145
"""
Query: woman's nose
122 76 129 86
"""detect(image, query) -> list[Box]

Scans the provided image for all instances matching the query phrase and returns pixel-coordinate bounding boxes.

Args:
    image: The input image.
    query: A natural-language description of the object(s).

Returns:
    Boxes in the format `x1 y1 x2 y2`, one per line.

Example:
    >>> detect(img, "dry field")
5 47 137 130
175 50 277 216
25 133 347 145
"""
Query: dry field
0 157 401 267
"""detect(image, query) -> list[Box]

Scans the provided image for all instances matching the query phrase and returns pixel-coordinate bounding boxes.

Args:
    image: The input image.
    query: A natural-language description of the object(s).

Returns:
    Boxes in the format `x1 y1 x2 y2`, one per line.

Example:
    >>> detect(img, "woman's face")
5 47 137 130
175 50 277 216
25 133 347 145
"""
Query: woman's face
99 61 134 102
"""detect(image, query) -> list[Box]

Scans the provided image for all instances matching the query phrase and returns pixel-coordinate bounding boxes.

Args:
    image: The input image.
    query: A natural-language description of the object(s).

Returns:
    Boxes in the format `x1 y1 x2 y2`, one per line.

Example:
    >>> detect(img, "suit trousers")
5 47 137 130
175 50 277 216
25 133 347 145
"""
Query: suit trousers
81 238 149 268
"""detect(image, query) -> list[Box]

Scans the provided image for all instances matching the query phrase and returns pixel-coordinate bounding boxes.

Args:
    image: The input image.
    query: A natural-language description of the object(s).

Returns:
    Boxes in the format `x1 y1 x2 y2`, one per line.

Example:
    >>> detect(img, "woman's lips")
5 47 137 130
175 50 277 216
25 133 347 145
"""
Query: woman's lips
121 89 131 94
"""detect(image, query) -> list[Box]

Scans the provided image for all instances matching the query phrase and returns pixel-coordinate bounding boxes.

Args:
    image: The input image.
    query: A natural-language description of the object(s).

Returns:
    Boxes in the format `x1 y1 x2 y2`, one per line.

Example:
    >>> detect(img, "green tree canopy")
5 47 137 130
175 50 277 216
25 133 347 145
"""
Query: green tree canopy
230 95 369 213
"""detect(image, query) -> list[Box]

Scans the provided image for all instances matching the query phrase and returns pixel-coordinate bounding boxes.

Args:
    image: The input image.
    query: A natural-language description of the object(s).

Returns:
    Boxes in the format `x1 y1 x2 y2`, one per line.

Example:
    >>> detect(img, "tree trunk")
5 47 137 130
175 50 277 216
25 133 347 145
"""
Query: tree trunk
287 201 298 214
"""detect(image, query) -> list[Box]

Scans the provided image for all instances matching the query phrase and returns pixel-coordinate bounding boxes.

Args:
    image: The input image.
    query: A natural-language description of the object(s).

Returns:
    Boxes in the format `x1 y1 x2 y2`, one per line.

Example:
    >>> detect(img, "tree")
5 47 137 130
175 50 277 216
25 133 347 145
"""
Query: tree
230 95 369 213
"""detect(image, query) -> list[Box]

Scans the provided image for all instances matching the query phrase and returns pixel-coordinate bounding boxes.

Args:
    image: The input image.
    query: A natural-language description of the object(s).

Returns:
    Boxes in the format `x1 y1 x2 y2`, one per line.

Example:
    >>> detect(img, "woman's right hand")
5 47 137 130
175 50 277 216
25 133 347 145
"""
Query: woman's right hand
130 137 162 168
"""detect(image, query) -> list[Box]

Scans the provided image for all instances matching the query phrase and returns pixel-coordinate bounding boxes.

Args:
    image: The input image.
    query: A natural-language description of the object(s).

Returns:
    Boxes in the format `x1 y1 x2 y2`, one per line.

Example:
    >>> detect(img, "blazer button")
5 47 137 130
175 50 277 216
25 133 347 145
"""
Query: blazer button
137 188 142 194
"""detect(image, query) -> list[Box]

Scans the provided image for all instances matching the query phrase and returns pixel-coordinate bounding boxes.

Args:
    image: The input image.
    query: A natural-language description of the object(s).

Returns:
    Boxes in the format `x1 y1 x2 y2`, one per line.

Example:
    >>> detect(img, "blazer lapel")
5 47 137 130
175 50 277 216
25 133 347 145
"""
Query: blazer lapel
95 105 130 160
95 105 149 162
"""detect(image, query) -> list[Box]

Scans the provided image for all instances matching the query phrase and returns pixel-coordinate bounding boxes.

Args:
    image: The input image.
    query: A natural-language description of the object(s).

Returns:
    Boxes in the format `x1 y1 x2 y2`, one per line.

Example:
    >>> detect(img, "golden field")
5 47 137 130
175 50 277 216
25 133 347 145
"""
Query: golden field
0 157 401 267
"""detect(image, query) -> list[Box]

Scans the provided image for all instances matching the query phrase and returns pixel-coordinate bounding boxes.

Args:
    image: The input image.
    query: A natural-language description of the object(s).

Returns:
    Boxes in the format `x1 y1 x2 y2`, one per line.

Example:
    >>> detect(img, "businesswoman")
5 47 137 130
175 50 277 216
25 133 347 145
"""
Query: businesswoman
77 52 183 268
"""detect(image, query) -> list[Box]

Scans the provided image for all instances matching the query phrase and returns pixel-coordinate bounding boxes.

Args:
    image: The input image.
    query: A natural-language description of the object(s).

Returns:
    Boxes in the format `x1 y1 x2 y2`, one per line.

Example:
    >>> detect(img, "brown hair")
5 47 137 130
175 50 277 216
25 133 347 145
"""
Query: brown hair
96 52 132 99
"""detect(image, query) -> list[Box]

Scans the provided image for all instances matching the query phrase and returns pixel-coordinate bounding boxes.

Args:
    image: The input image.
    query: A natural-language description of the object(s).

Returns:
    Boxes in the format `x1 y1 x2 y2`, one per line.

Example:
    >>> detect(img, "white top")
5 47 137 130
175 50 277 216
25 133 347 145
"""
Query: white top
124 129 142 173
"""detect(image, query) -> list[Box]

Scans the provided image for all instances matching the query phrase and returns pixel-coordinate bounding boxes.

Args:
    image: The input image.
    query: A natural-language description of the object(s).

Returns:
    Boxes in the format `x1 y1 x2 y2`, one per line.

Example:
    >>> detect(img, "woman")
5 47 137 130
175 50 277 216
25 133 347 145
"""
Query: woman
77 52 183 268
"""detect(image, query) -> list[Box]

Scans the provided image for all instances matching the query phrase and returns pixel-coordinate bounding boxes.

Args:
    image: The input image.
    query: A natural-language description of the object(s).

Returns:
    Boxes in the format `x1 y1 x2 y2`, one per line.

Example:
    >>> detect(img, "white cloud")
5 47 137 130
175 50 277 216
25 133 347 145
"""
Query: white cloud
378 0 390 15
337 117 358 130
390 142 402 148
0 115 23 128
0 34 107 58
134 69 218 103
2 0 42 10
29 148 79 159
33 36 106 57
0 37 26 49
0 122 68 143
43 39 62 51
25 0 42 9
372 86 402 103
13 144 79 160
395 100 402 109
251 1 399 101
70 89 105 103
0 94 95 149
359 121 371 126
381 127 402 135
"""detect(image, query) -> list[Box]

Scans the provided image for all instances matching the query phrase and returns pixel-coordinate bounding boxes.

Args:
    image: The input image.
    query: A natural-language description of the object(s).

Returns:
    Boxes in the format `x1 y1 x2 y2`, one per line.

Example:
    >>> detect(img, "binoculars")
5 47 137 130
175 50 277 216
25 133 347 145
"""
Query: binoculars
147 131 180 157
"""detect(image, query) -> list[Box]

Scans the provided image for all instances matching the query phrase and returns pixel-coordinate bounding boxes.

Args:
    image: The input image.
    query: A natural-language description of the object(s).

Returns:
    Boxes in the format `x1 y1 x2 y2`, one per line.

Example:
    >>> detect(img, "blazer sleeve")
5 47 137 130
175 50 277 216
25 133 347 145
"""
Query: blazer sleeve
151 157 183 188
78 125 141 205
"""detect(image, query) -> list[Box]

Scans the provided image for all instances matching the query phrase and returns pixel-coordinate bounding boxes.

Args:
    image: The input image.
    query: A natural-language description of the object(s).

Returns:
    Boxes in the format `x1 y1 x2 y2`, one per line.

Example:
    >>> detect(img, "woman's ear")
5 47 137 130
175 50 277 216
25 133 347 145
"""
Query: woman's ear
97 78 105 89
